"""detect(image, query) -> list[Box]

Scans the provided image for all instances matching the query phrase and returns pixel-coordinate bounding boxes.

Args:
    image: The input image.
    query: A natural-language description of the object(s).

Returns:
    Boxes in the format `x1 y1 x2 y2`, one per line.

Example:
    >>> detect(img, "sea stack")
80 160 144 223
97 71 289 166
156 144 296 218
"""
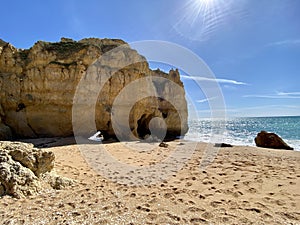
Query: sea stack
0 38 188 140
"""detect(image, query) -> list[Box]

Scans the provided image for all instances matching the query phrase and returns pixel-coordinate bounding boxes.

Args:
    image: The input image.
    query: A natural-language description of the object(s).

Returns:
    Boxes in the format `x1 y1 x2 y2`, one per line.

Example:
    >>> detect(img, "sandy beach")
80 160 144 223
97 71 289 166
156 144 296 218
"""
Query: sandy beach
0 139 299 224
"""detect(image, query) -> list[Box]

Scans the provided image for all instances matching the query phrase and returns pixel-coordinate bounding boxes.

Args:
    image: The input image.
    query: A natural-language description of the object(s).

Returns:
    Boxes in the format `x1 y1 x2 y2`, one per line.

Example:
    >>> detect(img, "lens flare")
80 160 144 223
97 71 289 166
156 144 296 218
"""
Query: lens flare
173 0 240 41
196 0 215 5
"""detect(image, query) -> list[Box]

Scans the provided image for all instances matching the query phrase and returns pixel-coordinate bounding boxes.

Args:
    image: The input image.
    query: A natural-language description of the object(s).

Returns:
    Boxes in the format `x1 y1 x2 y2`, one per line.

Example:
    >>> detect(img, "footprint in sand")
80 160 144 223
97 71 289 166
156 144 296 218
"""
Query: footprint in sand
239 217 251 224
164 193 173 198
223 189 234 195
210 201 222 208
275 199 285 206
255 202 268 209
184 206 205 214
245 208 262 213
219 216 231 223
130 192 136 197
199 194 206 200
202 180 213 185
175 199 184 206
148 197 158 204
281 212 300 220
185 182 193 187
218 172 227 176
247 187 257 194
262 213 273 219
242 200 250 207
165 213 181 222
136 205 151 212
202 211 213 220
146 213 158 220
190 217 207 223
243 181 250 185
184 200 196 206
233 183 239 188
232 191 243 197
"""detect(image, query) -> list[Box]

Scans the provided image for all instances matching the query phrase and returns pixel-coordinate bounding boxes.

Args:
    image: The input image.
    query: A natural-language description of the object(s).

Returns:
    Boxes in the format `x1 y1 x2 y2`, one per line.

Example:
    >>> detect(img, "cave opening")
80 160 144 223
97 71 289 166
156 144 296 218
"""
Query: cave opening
137 114 152 139
16 103 26 112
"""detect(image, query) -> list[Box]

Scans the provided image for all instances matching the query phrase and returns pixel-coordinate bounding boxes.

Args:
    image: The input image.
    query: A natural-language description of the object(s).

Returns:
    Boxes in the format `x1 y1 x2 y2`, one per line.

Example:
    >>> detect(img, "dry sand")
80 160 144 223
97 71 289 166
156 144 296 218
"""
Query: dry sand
0 139 299 224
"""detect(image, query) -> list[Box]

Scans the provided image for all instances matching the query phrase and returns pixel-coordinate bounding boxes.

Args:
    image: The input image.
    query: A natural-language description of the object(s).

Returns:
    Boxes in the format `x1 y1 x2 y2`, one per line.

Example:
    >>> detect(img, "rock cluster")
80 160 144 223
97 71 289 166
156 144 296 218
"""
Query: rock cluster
255 131 293 150
0 141 73 198
0 38 188 140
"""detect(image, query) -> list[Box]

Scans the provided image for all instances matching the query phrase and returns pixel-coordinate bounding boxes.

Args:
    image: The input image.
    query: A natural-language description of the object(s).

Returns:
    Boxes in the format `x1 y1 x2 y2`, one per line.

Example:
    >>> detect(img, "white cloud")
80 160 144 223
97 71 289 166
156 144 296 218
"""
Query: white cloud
222 85 238 90
226 105 300 117
188 104 300 119
196 97 217 103
244 91 300 99
277 91 300 96
181 75 248 85
266 39 300 47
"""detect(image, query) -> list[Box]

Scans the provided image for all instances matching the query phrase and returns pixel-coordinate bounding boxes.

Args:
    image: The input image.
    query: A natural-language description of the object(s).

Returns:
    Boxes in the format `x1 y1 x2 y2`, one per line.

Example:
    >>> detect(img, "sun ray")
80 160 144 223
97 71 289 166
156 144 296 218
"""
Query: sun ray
173 0 244 41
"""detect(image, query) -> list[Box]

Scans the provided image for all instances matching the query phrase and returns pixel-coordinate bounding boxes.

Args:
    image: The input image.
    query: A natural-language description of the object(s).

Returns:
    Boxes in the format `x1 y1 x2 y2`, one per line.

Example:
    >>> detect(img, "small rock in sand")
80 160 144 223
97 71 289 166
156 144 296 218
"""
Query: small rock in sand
214 143 233 148
159 142 169 148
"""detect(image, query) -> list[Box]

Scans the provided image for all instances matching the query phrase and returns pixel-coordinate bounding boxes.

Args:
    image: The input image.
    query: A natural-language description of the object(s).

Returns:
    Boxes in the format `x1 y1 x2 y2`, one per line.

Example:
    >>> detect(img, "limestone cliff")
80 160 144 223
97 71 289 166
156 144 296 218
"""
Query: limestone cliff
0 38 188 140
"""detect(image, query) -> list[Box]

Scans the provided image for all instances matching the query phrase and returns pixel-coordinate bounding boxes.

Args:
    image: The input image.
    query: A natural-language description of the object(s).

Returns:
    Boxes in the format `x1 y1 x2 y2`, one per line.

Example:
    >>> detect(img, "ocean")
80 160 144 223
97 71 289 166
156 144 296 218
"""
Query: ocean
185 116 300 151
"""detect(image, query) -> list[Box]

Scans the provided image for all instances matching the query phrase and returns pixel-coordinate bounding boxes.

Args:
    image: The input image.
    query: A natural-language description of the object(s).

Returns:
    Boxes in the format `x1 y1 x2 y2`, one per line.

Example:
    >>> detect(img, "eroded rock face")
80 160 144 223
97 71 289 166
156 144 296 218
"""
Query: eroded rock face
255 131 293 150
0 104 12 140
0 38 188 140
0 141 73 198
0 122 12 141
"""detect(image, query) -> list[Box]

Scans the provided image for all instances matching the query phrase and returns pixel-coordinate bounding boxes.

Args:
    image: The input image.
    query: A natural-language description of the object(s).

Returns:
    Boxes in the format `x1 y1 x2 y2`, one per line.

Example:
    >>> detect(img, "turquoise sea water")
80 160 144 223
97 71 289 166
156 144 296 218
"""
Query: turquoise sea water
185 116 300 151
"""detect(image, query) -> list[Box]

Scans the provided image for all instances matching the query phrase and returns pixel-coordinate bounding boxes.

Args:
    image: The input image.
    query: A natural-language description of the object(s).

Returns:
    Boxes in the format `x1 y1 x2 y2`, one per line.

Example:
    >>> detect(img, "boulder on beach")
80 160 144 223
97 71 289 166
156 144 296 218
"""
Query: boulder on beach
255 131 293 150
0 141 74 198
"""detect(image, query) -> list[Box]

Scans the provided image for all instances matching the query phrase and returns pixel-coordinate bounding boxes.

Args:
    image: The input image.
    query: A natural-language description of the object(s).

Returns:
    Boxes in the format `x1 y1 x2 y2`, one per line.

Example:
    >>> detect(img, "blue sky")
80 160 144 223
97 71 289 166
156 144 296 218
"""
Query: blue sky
1 0 300 118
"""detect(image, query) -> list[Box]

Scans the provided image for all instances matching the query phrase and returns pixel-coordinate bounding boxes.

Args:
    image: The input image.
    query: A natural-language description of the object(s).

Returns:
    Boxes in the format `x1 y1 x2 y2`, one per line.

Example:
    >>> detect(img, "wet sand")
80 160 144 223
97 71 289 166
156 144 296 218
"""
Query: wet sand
0 139 299 224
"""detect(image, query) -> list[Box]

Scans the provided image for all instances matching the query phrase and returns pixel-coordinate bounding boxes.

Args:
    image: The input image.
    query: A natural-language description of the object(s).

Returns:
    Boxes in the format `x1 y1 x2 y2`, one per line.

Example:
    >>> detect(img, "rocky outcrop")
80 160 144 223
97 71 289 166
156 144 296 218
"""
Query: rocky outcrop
255 131 294 150
0 141 73 198
0 38 188 140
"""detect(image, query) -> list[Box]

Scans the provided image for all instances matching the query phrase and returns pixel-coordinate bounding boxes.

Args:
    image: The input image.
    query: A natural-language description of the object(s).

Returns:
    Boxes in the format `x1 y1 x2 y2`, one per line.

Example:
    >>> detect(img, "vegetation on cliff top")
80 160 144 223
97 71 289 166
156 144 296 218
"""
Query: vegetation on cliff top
44 41 88 59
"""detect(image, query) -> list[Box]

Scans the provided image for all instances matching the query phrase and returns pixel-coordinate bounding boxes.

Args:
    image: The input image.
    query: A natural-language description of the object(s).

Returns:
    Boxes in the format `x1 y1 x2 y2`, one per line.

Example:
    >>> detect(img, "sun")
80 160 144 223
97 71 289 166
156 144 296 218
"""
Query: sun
194 0 215 7
173 0 232 41
197 0 214 4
